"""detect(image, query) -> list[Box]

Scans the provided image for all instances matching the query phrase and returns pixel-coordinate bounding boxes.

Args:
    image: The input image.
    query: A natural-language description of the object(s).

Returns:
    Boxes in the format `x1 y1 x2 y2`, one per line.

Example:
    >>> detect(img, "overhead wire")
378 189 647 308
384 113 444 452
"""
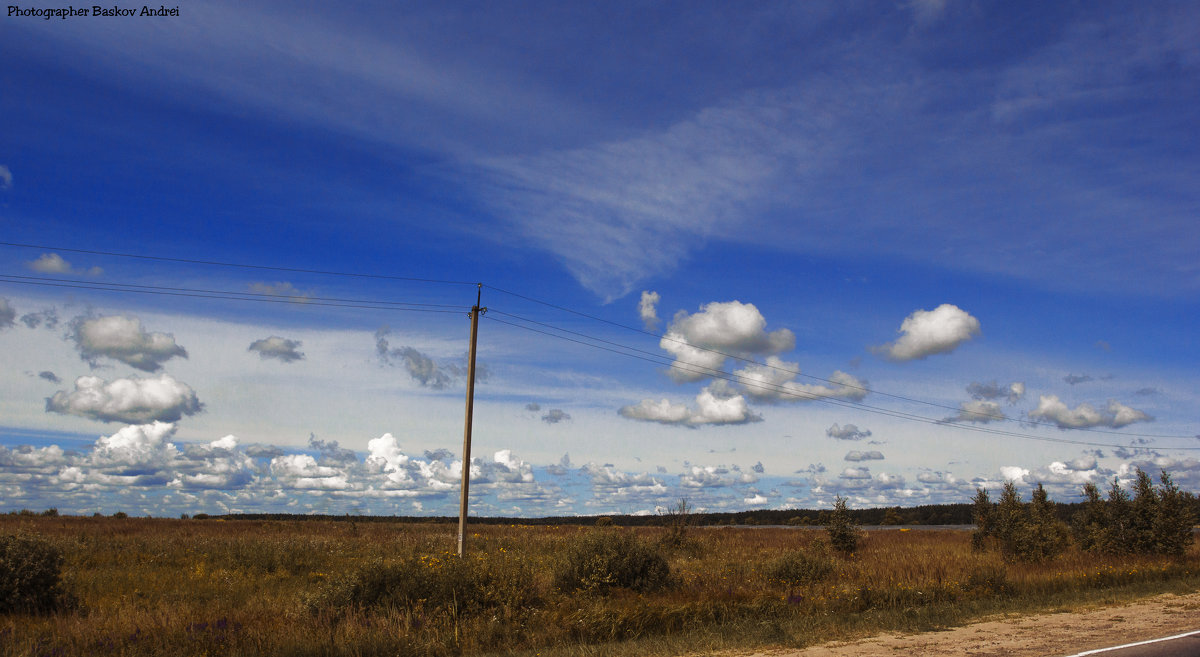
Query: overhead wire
0 274 471 314
0 241 478 286
485 310 1200 451
2 241 1192 445
486 285 1195 439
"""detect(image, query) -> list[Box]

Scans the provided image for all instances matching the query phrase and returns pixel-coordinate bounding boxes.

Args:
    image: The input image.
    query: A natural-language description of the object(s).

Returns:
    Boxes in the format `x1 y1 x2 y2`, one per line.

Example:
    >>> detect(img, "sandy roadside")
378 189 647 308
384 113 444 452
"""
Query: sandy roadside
737 591 1200 657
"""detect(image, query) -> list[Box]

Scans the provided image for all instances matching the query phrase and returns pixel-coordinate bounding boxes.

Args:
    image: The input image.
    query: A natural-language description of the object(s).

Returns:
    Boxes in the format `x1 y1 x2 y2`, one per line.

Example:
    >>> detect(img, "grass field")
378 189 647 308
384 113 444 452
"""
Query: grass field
2 515 1198 656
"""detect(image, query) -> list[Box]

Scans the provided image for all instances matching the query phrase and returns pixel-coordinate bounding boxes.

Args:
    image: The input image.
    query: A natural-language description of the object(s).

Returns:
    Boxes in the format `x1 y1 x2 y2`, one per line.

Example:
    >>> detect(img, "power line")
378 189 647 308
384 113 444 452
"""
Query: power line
485 311 1200 451
0 275 470 314
486 286 1195 439
0 241 477 286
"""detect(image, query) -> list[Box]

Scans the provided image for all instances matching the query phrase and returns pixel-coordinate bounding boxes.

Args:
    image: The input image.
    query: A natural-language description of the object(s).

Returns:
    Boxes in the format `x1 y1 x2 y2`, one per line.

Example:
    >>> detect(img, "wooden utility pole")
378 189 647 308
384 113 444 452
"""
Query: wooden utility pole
457 284 484 557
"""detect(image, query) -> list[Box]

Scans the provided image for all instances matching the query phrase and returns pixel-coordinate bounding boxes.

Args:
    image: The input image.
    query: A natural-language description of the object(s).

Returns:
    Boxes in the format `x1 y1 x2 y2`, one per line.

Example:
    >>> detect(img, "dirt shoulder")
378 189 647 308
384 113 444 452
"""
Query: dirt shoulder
744 591 1200 657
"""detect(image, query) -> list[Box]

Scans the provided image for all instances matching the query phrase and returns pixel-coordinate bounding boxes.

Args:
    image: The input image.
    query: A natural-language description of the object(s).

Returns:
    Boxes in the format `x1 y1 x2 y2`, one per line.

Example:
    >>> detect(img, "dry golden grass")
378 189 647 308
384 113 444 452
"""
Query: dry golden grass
1 516 1197 656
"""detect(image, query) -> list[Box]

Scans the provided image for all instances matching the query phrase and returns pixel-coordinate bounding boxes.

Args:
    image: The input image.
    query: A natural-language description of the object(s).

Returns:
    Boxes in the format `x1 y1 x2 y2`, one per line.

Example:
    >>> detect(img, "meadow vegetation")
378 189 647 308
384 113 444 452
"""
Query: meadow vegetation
1 477 1196 657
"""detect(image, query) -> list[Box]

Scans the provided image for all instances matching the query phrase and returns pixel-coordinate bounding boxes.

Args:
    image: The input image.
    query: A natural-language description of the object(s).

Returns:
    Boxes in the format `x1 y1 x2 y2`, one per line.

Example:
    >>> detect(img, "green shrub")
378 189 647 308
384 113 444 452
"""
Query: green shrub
554 530 671 594
0 533 76 614
825 496 859 555
979 482 1067 563
766 542 833 588
1076 470 1195 556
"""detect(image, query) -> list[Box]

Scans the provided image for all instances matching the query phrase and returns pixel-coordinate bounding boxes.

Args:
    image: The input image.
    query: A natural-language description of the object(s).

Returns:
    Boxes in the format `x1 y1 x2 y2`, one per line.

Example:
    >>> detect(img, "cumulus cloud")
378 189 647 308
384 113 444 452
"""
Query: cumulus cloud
89 421 179 475
660 300 794 382
619 387 761 427
45 374 203 424
541 409 571 424
844 450 884 462
873 304 980 361
0 298 14 329
725 356 867 403
38 371 61 383
679 464 758 488
70 315 187 372
639 291 661 330
967 381 1025 404
308 434 357 464
826 423 872 441
0 444 69 472
942 399 1005 424
248 336 305 362
1029 395 1153 429
247 281 311 300
270 453 350 490
840 466 873 480
27 253 102 276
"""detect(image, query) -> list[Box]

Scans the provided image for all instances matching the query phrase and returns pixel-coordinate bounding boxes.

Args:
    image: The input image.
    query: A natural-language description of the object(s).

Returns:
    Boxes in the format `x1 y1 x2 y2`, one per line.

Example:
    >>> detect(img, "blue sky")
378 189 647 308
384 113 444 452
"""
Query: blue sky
1 0 1198 518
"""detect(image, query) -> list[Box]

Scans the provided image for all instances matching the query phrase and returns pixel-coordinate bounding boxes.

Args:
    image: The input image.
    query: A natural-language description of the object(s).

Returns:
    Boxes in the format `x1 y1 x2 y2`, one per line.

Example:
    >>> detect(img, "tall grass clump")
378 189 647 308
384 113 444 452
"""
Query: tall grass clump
0 532 75 614
766 540 833 589
554 529 671 594
305 551 536 617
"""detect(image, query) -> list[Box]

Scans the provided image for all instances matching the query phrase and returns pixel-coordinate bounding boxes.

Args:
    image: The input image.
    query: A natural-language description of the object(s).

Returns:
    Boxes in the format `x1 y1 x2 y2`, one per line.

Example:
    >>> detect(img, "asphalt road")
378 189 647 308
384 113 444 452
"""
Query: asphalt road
1063 631 1200 657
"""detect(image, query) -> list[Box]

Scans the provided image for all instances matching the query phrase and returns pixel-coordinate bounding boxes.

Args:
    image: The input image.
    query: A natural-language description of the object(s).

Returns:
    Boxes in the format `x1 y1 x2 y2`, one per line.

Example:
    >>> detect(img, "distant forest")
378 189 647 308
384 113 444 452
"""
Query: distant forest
209 495 1200 528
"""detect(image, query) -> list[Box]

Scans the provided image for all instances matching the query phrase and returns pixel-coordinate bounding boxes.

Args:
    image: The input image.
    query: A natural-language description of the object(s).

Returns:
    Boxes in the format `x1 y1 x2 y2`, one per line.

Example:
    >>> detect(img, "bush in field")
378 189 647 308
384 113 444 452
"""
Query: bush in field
658 497 696 551
554 530 670 594
306 552 535 616
1073 469 1195 556
971 488 992 552
766 540 833 589
825 496 859 555
0 533 76 614
974 482 1068 562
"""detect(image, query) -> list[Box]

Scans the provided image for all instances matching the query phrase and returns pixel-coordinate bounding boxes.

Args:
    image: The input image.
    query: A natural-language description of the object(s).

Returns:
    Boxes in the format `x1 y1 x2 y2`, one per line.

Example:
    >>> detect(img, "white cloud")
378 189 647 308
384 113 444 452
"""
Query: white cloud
269 453 350 490
70 315 188 372
248 336 305 362
844 450 884 462
728 356 867 403
27 253 103 276
45 374 203 424
826 423 871 441
0 444 68 471
840 467 872 480
618 387 760 427
89 421 178 474
999 465 1030 482
1029 395 1153 429
660 300 794 382
0 164 11 189
679 464 758 488
873 304 980 361
639 291 661 330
